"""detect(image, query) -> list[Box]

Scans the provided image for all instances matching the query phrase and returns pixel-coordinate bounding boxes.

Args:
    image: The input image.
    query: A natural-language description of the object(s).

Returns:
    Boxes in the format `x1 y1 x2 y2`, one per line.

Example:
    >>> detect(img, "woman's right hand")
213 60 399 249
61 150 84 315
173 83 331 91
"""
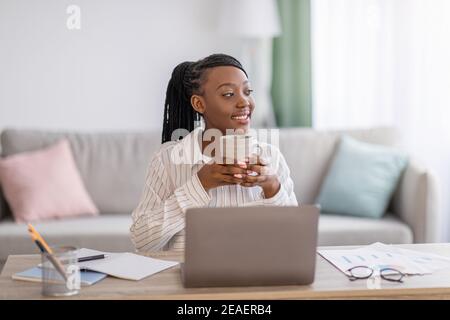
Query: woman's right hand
197 159 248 192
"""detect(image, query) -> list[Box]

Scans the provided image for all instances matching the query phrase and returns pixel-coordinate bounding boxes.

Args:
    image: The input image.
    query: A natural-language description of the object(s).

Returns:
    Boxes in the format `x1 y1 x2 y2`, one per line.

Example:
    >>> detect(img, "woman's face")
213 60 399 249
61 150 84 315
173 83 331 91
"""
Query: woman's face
192 66 255 134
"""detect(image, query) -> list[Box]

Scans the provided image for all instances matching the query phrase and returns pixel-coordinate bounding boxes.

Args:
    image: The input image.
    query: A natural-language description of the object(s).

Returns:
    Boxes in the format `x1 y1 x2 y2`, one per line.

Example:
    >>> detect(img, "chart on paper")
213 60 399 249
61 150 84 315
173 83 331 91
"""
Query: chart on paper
318 242 450 276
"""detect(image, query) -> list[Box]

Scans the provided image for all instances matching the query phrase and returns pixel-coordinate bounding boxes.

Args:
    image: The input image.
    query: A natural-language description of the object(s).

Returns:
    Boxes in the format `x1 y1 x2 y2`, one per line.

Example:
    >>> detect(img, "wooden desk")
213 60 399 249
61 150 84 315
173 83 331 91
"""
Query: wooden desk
2 243 450 299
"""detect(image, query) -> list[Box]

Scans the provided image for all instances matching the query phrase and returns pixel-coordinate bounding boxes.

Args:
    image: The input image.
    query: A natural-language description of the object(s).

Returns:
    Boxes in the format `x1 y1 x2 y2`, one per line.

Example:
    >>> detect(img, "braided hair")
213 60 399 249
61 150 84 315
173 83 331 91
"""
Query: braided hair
161 53 248 144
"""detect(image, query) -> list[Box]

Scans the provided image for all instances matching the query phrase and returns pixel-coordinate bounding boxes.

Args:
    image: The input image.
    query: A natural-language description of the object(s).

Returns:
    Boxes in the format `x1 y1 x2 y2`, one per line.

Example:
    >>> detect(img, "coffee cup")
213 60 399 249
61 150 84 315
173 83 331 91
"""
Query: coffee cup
220 134 258 164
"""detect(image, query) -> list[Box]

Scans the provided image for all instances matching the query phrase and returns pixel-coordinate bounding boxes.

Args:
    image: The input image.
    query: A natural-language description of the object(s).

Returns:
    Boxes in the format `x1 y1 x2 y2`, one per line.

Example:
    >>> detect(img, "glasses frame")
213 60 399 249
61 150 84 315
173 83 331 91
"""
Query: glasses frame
346 265 406 283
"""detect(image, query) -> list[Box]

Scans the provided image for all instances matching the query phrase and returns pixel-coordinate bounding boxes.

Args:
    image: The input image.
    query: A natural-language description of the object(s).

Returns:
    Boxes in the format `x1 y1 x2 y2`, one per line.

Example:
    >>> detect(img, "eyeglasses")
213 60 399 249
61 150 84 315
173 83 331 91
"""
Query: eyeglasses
346 265 406 283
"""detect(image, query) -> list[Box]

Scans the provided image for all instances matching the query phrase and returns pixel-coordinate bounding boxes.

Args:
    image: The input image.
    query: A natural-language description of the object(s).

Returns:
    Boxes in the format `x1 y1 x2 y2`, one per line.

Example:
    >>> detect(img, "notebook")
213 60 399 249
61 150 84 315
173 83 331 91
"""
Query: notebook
76 249 179 281
12 267 107 286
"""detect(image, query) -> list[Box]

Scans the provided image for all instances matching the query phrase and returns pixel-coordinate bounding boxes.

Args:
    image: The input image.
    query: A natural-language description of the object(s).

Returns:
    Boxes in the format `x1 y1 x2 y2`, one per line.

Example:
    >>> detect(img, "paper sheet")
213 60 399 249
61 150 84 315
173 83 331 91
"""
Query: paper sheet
318 242 450 276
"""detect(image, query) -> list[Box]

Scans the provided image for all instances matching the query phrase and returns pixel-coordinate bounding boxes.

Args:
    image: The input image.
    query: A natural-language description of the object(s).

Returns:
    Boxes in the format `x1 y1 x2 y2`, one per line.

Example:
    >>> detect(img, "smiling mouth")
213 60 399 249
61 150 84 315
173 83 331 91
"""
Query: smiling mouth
231 114 249 120
231 111 251 121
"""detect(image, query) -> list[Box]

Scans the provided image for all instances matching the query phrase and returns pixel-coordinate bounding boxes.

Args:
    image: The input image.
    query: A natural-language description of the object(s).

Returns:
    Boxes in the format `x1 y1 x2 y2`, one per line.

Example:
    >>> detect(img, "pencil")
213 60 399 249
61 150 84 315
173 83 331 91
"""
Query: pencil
78 254 106 262
43 251 69 282
34 239 45 253
28 224 53 254
27 226 68 281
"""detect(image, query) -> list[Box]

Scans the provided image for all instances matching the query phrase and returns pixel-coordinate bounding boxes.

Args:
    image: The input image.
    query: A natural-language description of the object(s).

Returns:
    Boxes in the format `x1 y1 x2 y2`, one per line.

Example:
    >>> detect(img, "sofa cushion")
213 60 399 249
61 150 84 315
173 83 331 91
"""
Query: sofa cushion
316 135 408 219
278 127 400 204
1 129 161 215
0 189 7 220
318 213 413 246
0 139 99 223
0 215 135 261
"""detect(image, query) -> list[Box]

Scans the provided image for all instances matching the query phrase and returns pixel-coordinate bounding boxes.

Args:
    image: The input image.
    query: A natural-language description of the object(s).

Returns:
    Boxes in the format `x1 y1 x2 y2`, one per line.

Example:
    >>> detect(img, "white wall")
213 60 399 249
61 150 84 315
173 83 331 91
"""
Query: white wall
0 0 242 132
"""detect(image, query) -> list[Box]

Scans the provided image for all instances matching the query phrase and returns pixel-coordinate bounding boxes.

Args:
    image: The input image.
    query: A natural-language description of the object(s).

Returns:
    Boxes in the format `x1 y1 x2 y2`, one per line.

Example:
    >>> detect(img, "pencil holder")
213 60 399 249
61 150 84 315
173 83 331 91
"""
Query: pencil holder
41 246 80 297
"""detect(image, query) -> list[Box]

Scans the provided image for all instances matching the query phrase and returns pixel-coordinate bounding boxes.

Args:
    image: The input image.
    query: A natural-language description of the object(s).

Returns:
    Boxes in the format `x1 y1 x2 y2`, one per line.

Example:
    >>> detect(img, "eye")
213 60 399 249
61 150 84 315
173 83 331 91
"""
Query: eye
223 92 234 97
245 89 254 96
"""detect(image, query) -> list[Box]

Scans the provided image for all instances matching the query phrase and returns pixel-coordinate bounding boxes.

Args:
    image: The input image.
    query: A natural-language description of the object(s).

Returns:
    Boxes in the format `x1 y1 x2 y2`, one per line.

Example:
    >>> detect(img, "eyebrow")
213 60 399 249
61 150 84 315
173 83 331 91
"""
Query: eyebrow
216 80 249 91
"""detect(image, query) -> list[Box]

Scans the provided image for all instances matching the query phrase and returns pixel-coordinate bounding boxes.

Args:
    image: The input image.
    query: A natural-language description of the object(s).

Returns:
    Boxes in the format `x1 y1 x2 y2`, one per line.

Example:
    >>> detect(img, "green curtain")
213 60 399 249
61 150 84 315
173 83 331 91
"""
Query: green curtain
271 0 312 127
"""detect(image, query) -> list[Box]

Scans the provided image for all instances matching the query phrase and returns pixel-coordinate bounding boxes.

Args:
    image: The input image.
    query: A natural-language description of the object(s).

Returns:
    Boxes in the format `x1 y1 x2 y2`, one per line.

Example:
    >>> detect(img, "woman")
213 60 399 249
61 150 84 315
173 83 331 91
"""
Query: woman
130 54 298 252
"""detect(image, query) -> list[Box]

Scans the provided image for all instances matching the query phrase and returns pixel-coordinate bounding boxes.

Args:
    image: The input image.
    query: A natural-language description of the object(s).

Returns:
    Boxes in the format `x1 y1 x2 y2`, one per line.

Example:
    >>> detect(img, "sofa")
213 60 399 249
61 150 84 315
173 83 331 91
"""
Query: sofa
0 127 439 264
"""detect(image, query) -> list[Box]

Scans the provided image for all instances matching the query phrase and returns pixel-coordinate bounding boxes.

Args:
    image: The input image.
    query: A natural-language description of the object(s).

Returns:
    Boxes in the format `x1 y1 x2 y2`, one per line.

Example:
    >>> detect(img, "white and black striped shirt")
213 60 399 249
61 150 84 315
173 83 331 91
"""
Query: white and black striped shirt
130 127 298 253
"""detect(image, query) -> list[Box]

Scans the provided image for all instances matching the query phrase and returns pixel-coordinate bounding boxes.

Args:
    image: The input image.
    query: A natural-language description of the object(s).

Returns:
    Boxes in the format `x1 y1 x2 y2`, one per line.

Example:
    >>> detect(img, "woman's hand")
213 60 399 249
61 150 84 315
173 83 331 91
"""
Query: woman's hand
240 155 281 199
197 158 249 192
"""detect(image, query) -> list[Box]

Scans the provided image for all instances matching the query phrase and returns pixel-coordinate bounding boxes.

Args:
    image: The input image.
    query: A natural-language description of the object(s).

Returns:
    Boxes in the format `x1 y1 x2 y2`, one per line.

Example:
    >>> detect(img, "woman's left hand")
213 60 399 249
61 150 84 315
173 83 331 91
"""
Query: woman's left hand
236 155 281 199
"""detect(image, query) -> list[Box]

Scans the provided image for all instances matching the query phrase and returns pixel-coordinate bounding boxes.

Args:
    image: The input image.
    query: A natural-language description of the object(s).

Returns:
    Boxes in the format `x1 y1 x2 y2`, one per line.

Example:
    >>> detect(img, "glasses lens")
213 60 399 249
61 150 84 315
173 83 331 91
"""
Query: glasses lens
380 268 404 282
349 266 373 278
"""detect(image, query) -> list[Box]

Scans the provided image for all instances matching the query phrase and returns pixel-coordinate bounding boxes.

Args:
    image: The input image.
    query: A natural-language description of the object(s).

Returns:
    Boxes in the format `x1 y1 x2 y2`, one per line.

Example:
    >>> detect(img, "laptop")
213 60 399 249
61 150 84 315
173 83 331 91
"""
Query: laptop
181 205 319 288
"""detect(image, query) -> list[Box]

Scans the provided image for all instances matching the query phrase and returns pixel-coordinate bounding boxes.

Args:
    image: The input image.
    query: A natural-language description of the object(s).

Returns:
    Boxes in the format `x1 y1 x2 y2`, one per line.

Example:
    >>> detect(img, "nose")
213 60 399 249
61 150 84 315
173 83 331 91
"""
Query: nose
237 94 250 108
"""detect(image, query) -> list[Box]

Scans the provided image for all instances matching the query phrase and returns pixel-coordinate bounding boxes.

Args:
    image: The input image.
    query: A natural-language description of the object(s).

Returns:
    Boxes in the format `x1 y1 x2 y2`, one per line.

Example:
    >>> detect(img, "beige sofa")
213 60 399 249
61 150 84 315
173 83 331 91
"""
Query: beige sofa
0 127 439 264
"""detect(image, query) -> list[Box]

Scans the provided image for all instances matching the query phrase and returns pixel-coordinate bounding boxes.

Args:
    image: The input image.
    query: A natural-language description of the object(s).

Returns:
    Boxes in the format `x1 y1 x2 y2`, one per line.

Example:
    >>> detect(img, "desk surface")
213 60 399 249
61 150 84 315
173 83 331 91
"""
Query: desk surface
3 243 450 299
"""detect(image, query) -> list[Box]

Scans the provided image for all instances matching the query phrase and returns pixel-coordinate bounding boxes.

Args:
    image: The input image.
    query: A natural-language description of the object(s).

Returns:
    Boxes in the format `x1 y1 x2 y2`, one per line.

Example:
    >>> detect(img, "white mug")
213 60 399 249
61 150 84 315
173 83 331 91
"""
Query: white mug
220 134 259 164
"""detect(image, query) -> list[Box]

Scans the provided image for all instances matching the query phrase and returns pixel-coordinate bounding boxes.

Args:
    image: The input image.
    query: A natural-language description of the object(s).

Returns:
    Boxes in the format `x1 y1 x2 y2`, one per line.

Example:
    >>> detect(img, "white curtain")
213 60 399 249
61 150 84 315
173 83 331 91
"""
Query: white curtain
312 0 450 241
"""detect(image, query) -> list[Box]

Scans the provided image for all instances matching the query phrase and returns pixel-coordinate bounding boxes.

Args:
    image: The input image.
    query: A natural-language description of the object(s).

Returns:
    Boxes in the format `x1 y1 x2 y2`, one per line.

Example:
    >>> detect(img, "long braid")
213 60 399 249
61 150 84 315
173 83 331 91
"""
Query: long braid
161 54 247 144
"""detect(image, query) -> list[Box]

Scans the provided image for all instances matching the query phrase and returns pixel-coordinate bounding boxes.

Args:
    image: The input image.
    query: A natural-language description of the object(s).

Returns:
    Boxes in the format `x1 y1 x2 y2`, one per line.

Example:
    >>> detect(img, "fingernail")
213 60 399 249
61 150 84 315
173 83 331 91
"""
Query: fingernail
234 174 243 178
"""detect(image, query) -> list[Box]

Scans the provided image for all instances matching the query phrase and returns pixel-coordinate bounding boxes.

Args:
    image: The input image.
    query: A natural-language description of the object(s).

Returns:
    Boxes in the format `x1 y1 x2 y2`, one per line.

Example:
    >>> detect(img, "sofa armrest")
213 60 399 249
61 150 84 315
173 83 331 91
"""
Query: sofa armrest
392 161 439 243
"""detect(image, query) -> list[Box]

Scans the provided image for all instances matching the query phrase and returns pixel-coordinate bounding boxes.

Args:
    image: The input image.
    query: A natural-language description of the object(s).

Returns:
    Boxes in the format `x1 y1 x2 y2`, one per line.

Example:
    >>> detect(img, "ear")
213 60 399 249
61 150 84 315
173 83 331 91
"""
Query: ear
191 95 206 114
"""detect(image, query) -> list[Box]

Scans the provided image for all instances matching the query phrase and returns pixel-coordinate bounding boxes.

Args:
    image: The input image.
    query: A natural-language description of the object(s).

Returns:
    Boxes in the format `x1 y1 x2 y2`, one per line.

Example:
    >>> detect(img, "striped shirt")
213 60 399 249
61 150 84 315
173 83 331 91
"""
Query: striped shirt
130 127 298 253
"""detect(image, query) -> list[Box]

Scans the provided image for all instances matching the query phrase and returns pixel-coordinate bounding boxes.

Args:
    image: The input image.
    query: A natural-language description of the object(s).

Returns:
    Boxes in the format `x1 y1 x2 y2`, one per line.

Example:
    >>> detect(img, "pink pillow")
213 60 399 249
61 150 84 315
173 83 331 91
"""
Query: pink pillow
0 139 99 223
